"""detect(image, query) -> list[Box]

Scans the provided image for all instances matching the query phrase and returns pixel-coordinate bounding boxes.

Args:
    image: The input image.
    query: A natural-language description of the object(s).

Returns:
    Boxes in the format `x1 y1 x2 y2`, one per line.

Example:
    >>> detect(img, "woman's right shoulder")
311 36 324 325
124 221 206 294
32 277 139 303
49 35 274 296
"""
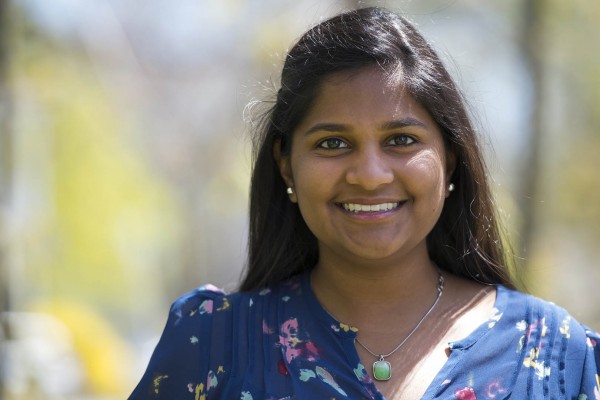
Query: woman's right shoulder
128 285 256 399
167 283 276 324
168 284 228 321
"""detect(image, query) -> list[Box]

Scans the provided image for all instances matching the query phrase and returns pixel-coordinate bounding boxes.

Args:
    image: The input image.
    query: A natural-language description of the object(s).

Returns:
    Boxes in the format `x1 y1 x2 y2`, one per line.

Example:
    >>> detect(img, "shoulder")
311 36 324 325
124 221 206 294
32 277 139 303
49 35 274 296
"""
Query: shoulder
129 275 311 399
129 285 245 399
498 285 594 348
167 284 234 324
166 276 302 329
497 286 600 397
499 286 590 336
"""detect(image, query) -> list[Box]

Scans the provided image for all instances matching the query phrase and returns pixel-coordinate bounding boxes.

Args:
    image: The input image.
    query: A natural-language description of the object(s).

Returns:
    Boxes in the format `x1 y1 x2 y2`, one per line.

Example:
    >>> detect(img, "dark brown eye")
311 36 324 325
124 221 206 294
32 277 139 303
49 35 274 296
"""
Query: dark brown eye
317 137 348 149
387 135 415 146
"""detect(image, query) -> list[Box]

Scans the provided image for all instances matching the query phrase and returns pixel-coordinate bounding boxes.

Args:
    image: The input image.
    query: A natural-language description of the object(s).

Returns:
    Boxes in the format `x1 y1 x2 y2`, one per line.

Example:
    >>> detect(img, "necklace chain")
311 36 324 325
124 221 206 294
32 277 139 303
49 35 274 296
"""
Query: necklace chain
354 272 445 361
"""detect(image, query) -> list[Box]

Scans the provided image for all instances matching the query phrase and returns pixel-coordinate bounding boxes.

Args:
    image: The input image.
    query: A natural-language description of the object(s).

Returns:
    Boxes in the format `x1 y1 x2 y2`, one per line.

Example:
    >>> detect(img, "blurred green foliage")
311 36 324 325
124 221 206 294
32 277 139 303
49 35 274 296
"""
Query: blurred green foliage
2 1 600 399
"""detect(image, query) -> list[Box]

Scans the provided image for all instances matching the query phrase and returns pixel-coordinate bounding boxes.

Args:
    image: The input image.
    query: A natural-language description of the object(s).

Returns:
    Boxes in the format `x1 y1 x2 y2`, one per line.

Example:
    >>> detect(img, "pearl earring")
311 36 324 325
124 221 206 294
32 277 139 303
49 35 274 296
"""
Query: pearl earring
448 183 455 192
286 187 294 195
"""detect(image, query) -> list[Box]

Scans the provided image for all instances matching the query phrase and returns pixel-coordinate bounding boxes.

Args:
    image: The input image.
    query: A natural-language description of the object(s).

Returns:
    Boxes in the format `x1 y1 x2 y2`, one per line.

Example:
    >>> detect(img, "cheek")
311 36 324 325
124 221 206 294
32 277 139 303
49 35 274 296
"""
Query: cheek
406 150 446 197
290 155 331 202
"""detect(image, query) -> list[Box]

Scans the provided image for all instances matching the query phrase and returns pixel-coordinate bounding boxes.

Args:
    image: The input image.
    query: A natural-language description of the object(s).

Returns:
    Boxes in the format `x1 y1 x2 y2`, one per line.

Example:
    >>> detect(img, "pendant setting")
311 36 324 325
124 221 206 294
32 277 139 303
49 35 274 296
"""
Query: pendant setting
373 355 392 381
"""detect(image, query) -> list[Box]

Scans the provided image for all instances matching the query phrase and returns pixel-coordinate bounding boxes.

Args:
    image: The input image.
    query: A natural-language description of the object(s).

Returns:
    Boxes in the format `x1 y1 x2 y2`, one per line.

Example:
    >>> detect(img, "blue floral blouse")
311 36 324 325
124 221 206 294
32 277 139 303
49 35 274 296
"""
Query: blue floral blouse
129 271 600 399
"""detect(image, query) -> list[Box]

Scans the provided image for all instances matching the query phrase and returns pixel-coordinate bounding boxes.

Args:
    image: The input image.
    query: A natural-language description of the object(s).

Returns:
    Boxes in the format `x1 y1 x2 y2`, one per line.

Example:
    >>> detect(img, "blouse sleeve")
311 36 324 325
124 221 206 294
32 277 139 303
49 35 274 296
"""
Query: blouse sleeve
128 285 226 399
579 326 600 398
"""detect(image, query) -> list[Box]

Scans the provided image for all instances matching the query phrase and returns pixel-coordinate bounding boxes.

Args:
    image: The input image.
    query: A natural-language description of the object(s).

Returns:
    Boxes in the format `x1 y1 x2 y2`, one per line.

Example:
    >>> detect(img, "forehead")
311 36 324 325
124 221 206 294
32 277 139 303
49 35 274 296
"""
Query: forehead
297 67 437 129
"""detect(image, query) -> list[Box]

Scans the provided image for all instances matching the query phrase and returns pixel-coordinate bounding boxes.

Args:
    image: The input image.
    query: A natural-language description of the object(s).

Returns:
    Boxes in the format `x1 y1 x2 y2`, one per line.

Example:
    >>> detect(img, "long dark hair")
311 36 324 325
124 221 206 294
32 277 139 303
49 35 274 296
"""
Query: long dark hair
240 7 516 291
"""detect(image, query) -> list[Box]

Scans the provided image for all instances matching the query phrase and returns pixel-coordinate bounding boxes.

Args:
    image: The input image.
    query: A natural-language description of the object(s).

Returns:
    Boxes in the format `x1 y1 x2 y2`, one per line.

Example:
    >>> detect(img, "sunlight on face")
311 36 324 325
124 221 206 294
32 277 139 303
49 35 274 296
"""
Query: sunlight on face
278 67 454 267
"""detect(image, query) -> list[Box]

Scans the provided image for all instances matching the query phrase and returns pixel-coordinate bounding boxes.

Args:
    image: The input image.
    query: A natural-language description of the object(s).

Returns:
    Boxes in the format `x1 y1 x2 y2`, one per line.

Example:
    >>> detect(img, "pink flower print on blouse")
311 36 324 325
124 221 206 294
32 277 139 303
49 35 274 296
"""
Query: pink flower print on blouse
188 367 224 400
454 386 477 400
279 318 319 363
198 299 213 315
297 367 348 397
316 366 348 397
206 370 218 390
485 380 507 398
263 320 275 334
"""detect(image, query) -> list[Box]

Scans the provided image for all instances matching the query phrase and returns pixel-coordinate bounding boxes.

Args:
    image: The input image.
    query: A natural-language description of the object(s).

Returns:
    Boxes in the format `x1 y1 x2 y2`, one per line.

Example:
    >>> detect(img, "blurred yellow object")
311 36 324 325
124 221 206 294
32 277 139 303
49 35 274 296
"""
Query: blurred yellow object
32 300 135 396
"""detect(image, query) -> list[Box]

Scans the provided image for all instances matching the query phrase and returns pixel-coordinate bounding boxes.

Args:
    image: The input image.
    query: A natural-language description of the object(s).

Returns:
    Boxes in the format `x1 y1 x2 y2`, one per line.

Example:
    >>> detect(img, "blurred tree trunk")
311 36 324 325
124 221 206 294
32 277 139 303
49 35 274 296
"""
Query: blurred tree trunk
517 0 545 270
0 0 11 397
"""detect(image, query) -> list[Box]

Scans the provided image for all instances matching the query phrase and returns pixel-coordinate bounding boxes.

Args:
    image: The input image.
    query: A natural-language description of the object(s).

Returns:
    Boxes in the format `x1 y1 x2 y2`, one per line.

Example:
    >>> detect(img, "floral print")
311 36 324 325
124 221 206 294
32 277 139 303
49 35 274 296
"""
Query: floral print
454 387 476 400
198 299 213 315
517 317 552 380
152 375 168 395
130 271 600 399
278 318 319 363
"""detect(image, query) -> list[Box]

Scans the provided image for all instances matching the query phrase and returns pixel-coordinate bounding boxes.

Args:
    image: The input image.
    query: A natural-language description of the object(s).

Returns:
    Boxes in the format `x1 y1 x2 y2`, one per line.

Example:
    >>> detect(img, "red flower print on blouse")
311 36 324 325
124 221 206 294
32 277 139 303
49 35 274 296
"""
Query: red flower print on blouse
454 386 477 400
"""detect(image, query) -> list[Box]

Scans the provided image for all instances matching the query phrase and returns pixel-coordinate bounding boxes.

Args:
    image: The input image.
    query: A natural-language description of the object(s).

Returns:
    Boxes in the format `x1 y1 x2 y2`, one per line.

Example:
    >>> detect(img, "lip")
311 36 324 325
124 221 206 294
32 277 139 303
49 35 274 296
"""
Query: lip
334 199 407 220
336 198 404 206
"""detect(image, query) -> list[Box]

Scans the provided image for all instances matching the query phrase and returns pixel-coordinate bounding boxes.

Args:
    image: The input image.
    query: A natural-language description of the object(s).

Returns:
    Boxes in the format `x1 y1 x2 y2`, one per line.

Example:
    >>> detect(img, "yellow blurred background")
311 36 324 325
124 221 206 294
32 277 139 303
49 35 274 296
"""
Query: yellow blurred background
0 0 598 398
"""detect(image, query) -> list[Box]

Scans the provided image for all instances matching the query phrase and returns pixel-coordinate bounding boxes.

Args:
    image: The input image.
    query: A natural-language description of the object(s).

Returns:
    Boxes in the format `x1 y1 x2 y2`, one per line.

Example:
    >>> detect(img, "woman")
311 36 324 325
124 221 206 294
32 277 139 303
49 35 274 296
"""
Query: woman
130 7 600 399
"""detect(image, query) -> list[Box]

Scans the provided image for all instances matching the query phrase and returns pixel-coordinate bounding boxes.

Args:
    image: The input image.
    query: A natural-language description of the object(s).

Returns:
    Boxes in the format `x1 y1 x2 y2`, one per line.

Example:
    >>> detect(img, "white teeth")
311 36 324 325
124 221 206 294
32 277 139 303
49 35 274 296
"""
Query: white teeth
342 202 399 213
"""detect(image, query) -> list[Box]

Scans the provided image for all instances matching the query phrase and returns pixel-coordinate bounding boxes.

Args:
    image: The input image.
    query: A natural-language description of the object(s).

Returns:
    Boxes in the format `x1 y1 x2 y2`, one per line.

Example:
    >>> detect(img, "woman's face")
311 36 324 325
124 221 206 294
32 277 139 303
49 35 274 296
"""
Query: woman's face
277 68 454 265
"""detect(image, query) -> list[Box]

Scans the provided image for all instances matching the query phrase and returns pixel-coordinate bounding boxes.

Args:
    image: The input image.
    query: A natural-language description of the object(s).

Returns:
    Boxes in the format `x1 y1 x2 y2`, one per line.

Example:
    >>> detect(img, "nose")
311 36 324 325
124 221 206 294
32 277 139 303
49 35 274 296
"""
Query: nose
345 146 394 190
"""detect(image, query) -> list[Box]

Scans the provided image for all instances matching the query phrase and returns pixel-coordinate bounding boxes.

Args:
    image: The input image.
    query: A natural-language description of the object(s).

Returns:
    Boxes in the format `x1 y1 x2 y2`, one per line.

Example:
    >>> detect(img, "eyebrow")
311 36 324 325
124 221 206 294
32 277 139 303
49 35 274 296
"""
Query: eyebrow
303 123 349 136
303 118 427 136
380 118 427 130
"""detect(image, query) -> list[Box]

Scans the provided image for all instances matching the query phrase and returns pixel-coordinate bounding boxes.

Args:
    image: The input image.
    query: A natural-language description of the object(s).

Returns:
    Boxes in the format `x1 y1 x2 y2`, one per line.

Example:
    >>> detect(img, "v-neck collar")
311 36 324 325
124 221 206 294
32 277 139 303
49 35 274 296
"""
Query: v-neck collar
299 270 511 399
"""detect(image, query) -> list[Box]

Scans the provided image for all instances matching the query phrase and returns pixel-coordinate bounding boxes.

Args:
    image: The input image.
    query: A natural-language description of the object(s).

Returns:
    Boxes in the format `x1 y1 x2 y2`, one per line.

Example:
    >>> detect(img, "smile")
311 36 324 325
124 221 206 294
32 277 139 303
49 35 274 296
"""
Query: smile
340 202 400 213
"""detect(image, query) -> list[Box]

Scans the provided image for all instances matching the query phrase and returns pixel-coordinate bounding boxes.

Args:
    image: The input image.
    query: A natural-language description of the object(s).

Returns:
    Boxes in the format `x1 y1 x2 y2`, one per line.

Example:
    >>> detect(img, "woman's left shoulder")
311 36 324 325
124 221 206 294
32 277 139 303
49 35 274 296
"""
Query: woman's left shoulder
499 285 600 396
500 285 598 340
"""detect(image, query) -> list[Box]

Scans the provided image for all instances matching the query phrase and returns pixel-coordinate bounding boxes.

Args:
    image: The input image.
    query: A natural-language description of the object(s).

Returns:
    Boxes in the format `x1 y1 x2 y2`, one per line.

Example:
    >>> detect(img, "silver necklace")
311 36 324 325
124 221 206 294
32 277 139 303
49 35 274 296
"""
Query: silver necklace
354 272 445 381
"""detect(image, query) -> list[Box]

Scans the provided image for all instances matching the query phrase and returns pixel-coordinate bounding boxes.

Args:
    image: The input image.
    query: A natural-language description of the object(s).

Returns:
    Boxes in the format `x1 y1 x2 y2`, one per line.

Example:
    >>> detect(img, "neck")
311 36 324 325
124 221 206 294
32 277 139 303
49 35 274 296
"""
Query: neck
310 246 441 328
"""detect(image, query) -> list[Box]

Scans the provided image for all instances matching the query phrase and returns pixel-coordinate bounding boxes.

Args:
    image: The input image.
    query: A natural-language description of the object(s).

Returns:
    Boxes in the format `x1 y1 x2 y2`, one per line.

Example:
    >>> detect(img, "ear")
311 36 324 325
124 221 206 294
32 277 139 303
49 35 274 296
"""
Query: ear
273 139 297 203
444 149 457 198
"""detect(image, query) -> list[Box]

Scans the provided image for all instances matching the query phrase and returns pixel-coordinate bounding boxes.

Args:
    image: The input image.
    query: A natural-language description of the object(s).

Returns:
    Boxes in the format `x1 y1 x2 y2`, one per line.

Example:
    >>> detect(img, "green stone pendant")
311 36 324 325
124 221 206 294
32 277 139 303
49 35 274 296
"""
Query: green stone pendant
373 356 392 381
